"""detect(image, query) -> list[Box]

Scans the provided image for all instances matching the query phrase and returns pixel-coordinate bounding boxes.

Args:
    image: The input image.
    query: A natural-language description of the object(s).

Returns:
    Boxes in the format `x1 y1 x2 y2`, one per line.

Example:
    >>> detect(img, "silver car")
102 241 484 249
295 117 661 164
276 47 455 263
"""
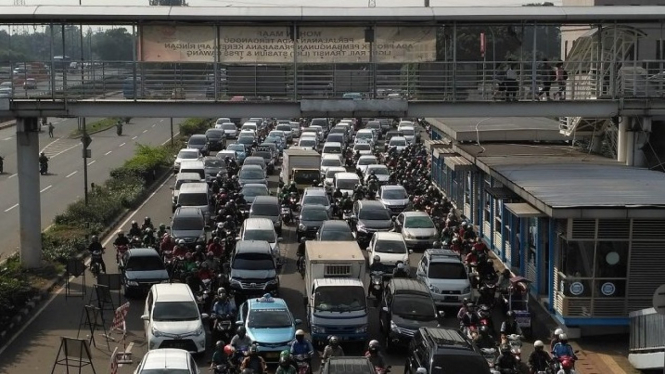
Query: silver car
379 185 409 214
396 211 438 250
238 164 268 186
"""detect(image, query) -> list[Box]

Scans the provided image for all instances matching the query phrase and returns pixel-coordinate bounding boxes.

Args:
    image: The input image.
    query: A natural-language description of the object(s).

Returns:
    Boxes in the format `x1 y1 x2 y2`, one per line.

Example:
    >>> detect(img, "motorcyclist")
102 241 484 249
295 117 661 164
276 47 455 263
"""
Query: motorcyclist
332 187 343 200
494 344 518 373
340 192 353 211
230 326 253 352
182 252 197 273
198 261 214 281
276 356 297 374
321 335 344 365
241 345 267 374
207 237 224 258
500 311 523 339
205 251 219 271
172 239 188 258
113 230 130 247
156 223 168 239
364 340 387 370
88 235 106 274
460 302 479 331
211 341 229 370
39 152 48 170
287 181 299 194
391 262 409 278
367 170 379 185
143 228 156 247
456 298 471 320
185 271 204 295
141 216 154 231
128 221 142 238
552 334 577 362
473 325 497 349
290 329 314 372
550 328 564 352
528 340 552 374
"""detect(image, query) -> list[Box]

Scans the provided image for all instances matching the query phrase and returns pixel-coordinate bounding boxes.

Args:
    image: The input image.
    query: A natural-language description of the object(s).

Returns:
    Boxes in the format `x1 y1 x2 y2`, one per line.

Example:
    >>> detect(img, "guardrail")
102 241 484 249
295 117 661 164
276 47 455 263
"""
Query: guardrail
3 59 665 102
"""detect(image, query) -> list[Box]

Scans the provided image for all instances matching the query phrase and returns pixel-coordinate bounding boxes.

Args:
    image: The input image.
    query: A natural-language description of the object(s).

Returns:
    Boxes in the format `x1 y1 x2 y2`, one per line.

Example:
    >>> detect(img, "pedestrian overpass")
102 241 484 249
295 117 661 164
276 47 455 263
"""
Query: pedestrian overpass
3 4 665 268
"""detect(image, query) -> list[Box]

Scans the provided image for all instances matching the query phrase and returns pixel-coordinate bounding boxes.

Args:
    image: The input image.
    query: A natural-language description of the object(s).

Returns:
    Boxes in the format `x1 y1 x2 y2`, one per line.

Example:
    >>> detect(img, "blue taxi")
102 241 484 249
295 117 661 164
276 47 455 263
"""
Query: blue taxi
236 294 302 363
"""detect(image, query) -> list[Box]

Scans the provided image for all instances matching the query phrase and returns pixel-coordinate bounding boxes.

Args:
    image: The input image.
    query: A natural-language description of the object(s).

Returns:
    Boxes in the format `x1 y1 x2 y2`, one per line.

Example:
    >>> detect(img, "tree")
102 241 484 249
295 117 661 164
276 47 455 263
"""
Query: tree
91 29 133 61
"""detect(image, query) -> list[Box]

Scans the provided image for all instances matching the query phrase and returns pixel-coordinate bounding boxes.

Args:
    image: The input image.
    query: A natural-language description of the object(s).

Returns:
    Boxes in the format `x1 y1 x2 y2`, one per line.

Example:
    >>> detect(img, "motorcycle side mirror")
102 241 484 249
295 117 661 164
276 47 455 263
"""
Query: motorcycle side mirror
381 306 389 313
277 237 283 242
408 249 413 254
437 310 445 318
141 314 149 321
299 237 306 244
201 313 210 319
295 318 302 325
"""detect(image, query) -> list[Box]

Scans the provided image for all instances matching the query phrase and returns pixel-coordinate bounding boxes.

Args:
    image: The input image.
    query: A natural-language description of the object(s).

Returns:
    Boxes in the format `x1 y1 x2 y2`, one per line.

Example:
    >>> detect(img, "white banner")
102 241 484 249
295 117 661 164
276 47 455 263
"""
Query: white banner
220 26 294 63
374 27 437 63
297 28 370 63
141 25 216 62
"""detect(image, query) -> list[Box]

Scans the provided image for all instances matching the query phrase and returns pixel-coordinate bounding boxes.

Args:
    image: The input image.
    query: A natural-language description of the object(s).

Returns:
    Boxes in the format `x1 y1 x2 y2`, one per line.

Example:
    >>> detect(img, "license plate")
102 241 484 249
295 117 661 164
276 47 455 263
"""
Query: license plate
444 296 457 301
281 208 291 214
265 352 279 358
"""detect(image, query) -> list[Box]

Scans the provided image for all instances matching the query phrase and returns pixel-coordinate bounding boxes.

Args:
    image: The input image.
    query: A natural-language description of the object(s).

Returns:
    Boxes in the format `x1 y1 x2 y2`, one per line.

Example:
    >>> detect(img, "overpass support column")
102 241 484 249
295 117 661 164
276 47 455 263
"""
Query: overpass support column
617 116 629 163
16 117 42 269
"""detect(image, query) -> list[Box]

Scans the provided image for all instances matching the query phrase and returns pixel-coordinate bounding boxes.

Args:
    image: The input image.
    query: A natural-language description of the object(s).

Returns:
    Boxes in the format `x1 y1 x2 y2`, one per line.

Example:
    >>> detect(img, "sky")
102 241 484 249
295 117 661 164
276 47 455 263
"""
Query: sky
1 0 563 7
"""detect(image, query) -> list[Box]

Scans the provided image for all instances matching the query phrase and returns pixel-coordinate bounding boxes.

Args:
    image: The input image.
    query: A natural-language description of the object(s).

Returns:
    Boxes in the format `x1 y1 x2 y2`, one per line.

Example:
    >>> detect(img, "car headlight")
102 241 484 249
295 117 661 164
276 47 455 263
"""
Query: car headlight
355 325 368 333
463 286 471 294
230 279 241 286
311 325 325 334
198 235 206 242
151 325 164 337
429 284 440 293
298 223 307 231
390 320 401 333
194 325 205 336
356 224 367 233
126 280 139 287
267 278 279 286
403 232 413 239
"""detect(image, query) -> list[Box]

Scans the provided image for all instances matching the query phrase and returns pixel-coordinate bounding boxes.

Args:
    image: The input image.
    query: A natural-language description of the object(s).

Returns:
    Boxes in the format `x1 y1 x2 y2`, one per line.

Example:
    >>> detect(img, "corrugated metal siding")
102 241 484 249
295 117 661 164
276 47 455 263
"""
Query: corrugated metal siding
593 298 627 316
628 241 665 310
630 310 665 351
632 220 665 240
571 219 596 239
598 219 630 239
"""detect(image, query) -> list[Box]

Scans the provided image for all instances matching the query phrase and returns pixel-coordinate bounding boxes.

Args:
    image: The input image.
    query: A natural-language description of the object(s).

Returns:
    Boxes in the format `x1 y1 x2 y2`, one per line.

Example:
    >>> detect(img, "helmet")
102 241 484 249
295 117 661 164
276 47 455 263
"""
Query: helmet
329 336 339 346
249 345 258 354
131 220 137 226
91 235 98 242
159 223 165 230
554 328 564 336
295 329 305 337
506 311 515 318
213 237 220 244
145 228 152 234
373 255 381 264
178 239 185 245
432 241 442 248
479 325 489 335
195 245 203 252
236 326 246 336
280 350 291 360
144 217 151 223
368 340 380 349
534 340 544 349
224 344 235 356
217 287 226 296
217 223 224 230
559 333 568 341
216 340 224 349
279 357 290 367
561 357 574 370
500 345 511 354
116 230 124 236
201 262 208 269
396 262 405 270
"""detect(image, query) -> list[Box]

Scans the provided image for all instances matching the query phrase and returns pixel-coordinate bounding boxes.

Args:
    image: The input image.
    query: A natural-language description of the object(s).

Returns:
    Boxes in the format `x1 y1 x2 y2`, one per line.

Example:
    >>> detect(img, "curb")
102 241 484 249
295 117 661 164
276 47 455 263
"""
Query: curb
0 121 16 130
69 119 120 139
0 168 174 348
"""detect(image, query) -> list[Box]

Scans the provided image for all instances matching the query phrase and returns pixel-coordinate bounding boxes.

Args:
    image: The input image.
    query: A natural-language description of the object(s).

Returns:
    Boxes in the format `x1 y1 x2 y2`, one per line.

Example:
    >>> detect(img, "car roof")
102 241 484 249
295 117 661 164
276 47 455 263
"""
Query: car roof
325 167 347 174
335 172 360 180
325 357 374 374
243 217 275 230
359 200 387 209
178 148 200 153
245 156 265 163
178 182 208 193
321 153 341 160
180 160 204 168
402 211 431 218
374 232 405 241
357 129 373 133
242 183 268 189
302 204 328 212
321 220 352 230
235 240 272 253
188 134 207 139
252 196 278 205
399 125 415 130
176 172 204 181
246 296 289 310
389 278 431 294
358 155 377 160
128 247 161 257
390 136 407 141
241 164 263 171
174 206 204 217
151 283 195 302
367 164 387 170
381 185 407 192
141 348 191 370
424 248 462 262
323 142 342 147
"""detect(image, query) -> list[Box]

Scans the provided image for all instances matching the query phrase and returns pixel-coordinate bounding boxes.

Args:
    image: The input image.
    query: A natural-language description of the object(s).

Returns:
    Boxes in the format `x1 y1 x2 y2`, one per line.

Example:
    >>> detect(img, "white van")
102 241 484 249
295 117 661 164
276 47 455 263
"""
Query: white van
321 142 343 158
333 172 361 196
178 160 205 180
176 182 211 222
239 218 282 265
172 172 205 210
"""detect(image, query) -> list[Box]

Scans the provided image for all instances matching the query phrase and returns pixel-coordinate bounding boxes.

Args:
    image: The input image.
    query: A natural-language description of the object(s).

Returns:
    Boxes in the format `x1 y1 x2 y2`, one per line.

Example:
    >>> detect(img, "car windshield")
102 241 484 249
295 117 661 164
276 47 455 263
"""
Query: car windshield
301 208 329 221
359 208 391 220
428 262 467 279
368 167 388 175
269 132 284 138
299 140 316 147
245 229 275 242
390 139 407 146
336 178 358 190
252 203 279 216
172 216 203 231
405 216 435 229
276 125 291 132
240 169 264 179
178 193 208 206
328 135 343 142
238 137 254 145
245 160 265 168
124 254 165 272
354 144 371 151
178 150 199 159
392 295 436 321
293 170 320 184
222 124 236 130
319 228 354 241
358 158 377 165
382 189 407 200
314 286 366 312
189 137 206 146
357 133 373 140
375 239 407 254
205 159 224 168
232 253 274 270
303 195 329 207
228 145 245 152
323 147 342 154
207 130 224 138
242 186 268 198
248 309 292 328
265 136 281 144
401 128 415 135
321 158 342 167
152 301 200 322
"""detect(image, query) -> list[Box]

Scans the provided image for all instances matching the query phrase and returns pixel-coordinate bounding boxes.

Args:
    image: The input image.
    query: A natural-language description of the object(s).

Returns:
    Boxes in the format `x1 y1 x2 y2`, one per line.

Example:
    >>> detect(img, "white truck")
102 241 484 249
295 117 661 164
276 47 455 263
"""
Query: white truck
304 241 368 346
280 149 321 192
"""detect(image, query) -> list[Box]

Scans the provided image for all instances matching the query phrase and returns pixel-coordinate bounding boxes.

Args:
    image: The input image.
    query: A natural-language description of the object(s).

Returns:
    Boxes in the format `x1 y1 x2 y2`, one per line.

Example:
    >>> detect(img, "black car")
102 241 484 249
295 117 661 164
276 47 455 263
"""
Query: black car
170 206 207 247
316 220 355 241
297 205 330 241
205 128 226 152
350 200 394 249
321 357 375 374
203 156 226 184
188 134 210 156
119 247 170 297
405 327 491 374
379 278 442 351
228 240 279 299
252 150 276 175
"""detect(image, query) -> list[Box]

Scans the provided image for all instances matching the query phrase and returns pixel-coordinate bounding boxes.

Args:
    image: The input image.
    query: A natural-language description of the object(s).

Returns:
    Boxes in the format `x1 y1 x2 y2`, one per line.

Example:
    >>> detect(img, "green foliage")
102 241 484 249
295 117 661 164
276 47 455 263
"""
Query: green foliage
0 257 36 329
91 29 134 61
179 118 212 137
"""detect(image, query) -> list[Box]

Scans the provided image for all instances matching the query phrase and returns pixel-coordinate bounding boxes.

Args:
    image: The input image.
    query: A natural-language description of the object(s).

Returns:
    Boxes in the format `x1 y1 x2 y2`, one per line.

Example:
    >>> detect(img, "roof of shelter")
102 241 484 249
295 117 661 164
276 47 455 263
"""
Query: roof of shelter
429 117 567 143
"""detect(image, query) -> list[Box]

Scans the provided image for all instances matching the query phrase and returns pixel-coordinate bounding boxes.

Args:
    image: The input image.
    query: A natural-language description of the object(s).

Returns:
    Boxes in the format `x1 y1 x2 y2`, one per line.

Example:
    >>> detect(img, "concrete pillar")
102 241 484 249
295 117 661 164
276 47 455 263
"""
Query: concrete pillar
617 116 629 163
625 130 635 166
16 117 42 268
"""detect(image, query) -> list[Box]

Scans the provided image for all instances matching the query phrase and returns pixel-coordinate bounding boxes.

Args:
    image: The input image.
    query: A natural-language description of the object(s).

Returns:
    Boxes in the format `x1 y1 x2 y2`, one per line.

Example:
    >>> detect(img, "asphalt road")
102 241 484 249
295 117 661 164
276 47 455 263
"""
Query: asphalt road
0 116 185 259
0 130 540 374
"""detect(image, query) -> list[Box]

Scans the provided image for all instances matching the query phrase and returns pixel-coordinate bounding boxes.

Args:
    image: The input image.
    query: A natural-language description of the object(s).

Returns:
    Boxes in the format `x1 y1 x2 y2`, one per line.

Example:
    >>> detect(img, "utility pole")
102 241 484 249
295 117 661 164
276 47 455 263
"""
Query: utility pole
81 128 92 205
424 0 430 6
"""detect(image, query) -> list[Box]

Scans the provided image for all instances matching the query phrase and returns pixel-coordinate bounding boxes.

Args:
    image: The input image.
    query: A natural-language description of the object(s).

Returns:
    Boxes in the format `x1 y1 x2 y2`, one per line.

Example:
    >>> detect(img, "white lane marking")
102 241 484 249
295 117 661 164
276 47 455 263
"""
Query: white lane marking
152 124 156 128
160 119 164 122
50 143 81 159
8 173 17 179
39 138 60 153
66 171 77 178
132 136 138 140
40 185 52 193
3 137 12 141
118 342 135 367
142 130 148 133
119 142 126 147
161 131 180 146
0 173 174 358
4 203 18 212
104 150 112 156
87 160 96 166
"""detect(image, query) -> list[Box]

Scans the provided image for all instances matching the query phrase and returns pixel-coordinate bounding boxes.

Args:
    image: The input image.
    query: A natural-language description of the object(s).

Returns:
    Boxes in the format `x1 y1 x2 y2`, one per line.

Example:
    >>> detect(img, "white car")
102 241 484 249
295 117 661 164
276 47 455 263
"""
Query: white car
364 164 390 184
387 136 408 152
142 283 208 353
368 232 411 269
298 136 318 150
353 142 373 155
398 125 418 144
321 142 343 160
215 122 238 139
320 154 344 177
356 155 379 176
355 129 376 146
135 349 199 374
173 148 201 172
241 122 258 133
323 166 347 192
215 117 232 126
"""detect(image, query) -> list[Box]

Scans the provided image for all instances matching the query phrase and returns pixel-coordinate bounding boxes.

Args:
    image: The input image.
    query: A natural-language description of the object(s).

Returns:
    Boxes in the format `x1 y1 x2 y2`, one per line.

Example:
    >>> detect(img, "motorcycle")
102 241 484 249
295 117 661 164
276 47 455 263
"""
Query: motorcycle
90 249 104 277
503 334 522 363
39 161 48 175
197 278 213 311
116 123 123 136
0 156 4 174
211 314 234 343
552 354 578 373
369 271 385 306
480 348 498 371
477 304 494 331
375 366 391 374
296 251 306 279
294 354 311 374
115 244 129 264
281 204 293 224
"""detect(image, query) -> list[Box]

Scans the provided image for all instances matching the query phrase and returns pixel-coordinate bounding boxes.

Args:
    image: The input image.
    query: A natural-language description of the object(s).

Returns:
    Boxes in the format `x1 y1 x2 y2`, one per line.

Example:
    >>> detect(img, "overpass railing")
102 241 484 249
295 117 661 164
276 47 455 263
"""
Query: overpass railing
2 59 664 102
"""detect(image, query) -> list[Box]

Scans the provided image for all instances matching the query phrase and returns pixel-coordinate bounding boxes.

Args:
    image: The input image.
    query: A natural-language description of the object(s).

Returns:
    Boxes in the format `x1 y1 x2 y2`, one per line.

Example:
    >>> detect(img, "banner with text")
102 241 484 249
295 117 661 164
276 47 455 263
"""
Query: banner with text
374 27 437 63
297 28 370 63
141 25 216 62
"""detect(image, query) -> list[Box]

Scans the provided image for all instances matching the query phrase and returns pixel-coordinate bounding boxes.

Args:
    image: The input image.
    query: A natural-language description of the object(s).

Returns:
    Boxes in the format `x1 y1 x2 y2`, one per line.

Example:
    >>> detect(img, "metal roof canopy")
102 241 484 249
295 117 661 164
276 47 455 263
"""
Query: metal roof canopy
3 5 665 23
504 202 545 218
487 163 665 219
444 155 474 172
428 117 567 143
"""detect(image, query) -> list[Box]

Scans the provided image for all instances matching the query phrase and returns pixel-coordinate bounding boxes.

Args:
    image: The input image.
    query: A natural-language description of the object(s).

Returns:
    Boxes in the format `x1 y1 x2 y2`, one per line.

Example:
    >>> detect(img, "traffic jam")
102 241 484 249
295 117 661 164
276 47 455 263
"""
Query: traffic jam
114 117 577 374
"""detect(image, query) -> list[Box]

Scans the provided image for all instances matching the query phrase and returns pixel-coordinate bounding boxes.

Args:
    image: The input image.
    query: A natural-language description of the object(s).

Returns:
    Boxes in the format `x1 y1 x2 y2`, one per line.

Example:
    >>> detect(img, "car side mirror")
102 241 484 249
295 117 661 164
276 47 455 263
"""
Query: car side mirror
141 314 149 321
201 313 210 319
295 318 302 325
438 310 445 318
166 226 171 229
382 306 389 313
277 237 283 242
299 237 306 244
408 249 413 254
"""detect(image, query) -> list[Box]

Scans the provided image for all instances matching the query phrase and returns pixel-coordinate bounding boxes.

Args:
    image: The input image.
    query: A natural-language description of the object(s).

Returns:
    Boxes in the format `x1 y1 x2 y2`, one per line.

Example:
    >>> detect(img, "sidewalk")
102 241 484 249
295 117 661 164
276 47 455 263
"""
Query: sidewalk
0 120 15 130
